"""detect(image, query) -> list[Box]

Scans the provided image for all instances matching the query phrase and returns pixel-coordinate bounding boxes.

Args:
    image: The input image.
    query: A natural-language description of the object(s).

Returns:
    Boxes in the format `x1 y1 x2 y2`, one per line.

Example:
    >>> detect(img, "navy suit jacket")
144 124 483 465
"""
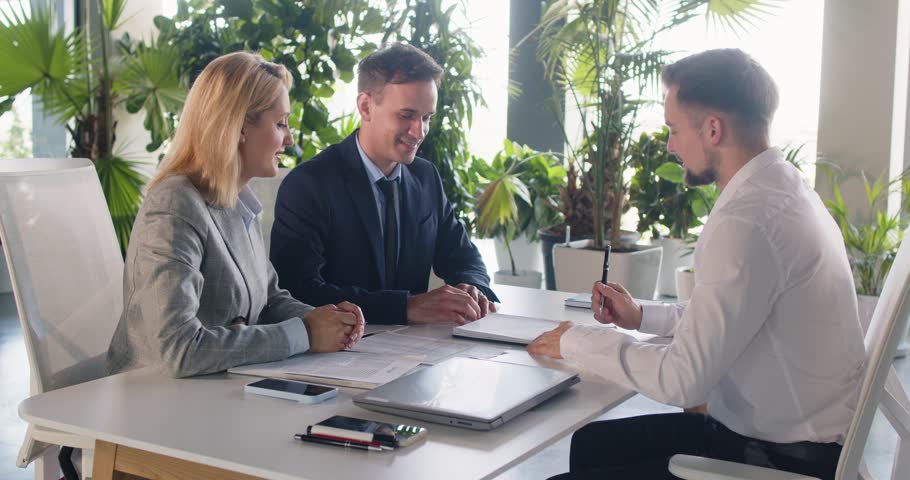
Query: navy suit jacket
270 132 497 324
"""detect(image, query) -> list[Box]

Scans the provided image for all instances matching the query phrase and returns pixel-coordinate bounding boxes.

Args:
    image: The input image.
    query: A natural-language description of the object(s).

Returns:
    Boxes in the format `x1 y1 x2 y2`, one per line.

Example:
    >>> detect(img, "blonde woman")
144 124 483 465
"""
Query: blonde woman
108 52 364 378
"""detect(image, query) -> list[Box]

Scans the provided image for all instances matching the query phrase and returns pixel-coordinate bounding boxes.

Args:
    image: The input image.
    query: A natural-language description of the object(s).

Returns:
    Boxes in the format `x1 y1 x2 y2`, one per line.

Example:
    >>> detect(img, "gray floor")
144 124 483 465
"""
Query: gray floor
0 290 907 479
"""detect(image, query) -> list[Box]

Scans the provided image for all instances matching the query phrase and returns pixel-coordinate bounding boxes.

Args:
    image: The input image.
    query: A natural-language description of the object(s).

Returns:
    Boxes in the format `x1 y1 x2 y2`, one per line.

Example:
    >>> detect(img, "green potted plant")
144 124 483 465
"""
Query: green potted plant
530 0 769 297
826 171 908 334
628 127 717 296
382 0 487 230
474 139 565 288
0 0 187 253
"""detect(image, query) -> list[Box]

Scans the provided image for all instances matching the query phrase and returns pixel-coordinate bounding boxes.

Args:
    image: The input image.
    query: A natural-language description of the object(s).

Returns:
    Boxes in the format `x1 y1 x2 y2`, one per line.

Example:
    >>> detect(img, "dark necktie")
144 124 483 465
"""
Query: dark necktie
377 178 398 287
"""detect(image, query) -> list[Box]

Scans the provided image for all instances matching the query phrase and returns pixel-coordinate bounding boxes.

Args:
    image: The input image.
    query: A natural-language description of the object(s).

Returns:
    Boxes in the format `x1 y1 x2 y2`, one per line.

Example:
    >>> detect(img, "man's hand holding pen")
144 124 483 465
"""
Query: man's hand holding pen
592 281 642 330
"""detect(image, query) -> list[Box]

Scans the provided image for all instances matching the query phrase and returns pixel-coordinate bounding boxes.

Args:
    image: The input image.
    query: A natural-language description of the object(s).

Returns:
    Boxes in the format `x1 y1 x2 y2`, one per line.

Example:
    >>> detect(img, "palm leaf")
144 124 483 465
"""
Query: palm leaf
115 39 187 151
100 0 129 31
0 2 89 120
702 0 782 32
94 155 146 253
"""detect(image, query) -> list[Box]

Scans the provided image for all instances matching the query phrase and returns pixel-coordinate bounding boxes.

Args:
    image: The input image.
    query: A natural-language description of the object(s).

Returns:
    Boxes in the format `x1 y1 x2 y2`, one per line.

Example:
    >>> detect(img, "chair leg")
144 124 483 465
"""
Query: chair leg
893 436 910 480
58 446 79 480
33 445 60 480
82 448 94 479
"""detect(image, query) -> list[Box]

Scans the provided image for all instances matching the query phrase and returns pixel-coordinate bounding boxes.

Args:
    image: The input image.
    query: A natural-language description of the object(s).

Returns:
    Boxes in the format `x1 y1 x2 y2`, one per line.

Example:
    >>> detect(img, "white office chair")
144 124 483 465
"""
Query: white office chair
248 167 291 258
0 158 125 480
669 230 910 480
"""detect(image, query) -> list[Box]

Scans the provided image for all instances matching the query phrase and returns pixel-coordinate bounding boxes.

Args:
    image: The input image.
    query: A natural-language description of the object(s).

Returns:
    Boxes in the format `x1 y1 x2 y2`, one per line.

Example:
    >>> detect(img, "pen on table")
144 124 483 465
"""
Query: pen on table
295 433 383 452
599 245 611 311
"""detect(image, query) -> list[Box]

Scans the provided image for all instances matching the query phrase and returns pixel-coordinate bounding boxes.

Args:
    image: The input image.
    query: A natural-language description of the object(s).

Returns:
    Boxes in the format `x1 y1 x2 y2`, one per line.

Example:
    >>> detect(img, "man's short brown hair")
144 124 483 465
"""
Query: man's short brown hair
357 42 443 95
662 49 779 148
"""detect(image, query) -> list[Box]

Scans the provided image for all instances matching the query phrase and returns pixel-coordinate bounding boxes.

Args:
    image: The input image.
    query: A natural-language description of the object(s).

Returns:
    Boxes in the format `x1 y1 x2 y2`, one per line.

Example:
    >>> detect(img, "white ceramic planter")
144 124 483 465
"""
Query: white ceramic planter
553 239 662 299
856 294 877 335
656 237 693 297
675 266 695 302
493 269 543 289
494 235 544 277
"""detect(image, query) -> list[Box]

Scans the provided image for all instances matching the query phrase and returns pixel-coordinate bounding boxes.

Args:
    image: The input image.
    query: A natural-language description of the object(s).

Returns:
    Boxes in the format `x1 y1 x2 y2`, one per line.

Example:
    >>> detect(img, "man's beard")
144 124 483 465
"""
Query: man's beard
684 149 720 187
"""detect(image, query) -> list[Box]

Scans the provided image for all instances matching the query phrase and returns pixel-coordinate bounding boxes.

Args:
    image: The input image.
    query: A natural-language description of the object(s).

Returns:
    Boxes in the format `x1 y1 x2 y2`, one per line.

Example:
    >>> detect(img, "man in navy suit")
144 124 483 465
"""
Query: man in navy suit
271 43 498 325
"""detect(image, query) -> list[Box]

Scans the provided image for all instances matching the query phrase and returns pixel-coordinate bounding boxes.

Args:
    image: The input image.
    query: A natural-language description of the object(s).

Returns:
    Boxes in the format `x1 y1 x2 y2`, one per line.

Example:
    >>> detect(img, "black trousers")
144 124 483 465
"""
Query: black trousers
550 413 842 480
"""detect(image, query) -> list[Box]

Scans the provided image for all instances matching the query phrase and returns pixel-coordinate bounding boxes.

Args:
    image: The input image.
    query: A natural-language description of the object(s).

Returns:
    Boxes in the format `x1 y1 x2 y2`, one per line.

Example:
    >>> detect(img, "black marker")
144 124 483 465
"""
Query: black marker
295 433 382 452
600 245 611 310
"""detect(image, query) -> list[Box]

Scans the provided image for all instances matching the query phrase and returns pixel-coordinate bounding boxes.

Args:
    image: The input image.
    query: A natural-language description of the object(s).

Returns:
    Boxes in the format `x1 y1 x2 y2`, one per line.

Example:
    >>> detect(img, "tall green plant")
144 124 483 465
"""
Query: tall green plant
383 0 485 229
154 0 389 161
0 0 186 252
533 0 776 249
629 127 717 239
474 140 565 275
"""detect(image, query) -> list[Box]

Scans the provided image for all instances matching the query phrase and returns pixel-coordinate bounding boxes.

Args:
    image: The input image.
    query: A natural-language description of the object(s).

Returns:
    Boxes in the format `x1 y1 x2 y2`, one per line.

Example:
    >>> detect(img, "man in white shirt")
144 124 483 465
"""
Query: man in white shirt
529 49 864 480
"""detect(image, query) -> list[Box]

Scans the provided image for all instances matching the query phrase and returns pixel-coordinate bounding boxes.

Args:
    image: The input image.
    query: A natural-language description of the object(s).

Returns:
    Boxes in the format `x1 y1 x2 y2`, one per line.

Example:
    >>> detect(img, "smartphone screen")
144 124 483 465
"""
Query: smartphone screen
248 378 334 396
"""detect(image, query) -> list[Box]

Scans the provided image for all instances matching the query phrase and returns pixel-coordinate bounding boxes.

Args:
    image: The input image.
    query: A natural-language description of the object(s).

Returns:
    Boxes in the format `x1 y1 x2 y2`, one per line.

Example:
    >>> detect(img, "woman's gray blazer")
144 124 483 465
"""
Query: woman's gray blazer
108 176 315 377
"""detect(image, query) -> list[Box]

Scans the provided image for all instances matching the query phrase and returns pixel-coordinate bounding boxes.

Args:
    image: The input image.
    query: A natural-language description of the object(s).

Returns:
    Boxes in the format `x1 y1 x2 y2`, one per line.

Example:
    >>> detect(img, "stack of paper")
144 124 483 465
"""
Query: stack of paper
228 351 422 389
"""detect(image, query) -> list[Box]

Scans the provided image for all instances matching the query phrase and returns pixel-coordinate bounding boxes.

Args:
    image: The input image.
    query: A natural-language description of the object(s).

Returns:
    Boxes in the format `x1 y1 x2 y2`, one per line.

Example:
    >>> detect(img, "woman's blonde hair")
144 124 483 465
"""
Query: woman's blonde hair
148 51 293 207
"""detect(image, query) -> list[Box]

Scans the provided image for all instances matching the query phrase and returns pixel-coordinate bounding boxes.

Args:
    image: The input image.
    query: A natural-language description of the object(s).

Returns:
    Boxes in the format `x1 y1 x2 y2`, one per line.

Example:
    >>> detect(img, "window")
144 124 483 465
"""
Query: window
0 0 32 158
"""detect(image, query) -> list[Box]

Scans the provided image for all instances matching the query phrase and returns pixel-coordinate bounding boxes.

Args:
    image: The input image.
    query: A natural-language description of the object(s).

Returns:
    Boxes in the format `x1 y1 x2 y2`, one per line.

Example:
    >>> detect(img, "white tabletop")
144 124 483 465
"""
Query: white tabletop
19 285 640 480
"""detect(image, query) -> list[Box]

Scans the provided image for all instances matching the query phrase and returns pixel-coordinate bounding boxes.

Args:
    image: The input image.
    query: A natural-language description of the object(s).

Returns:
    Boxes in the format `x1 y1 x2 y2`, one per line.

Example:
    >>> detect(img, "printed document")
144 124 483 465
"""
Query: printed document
229 351 422 389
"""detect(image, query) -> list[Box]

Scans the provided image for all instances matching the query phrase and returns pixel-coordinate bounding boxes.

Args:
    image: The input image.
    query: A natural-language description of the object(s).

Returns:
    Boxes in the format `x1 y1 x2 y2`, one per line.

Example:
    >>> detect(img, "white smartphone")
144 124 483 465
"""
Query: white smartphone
244 378 337 404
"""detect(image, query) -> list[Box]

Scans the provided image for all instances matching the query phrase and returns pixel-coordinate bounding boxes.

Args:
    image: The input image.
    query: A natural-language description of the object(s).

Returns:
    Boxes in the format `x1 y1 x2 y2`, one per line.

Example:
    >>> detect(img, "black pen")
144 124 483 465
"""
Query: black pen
600 245 611 310
295 433 383 452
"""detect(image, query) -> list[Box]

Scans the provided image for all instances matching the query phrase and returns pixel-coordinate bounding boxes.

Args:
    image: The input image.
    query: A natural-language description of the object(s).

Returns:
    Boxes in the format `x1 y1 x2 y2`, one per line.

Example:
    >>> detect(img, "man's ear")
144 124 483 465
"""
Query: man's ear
705 116 723 146
356 92 372 122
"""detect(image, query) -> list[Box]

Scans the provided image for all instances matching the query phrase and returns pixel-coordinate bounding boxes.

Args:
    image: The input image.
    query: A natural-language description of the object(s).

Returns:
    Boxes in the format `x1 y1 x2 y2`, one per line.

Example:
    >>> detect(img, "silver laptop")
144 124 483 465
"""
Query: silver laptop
352 357 580 430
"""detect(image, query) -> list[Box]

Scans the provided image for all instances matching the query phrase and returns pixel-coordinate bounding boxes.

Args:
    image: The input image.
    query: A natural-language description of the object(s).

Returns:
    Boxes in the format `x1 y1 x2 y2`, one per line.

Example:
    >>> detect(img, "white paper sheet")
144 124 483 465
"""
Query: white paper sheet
229 351 422 389
351 332 476 364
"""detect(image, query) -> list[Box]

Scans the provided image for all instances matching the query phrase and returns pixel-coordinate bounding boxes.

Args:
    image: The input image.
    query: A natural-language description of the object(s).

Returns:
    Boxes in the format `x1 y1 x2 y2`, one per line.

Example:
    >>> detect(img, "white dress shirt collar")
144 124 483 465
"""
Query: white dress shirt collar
237 185 262 232
712 147 782 215
355 133 402 183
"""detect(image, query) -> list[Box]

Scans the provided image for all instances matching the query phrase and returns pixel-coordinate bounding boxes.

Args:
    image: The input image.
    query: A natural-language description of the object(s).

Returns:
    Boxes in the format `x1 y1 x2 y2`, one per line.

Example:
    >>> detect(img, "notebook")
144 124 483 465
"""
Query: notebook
564 293 593 309
564 293 664 309
353 357 580 430
452 313 562 345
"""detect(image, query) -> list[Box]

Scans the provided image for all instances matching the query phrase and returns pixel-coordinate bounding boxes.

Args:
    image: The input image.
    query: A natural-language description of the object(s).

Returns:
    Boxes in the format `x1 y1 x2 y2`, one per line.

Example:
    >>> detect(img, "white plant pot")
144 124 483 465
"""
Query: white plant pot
675 267 695 302
494 235 544 275
493 269 543 289
656 237 693 297
856 294 908 358
0 250 11 294
856 294 877 335
553 239 662 299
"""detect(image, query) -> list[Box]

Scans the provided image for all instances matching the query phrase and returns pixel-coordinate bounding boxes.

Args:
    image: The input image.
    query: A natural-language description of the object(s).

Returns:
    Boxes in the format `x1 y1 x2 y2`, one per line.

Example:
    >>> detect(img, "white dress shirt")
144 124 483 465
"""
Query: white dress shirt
561 147 865 444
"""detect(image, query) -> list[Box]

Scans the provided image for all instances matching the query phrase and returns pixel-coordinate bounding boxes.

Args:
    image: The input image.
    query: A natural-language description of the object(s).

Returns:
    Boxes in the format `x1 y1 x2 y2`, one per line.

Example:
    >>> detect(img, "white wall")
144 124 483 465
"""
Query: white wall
111 0 166 179
815 0 903 222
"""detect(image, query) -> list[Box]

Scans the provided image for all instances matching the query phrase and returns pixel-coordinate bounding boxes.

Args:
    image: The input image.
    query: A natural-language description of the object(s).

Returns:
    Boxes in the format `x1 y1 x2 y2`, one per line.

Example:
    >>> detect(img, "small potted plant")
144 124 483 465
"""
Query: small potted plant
628 127 717 296
825 171 908 335
474 140 565 288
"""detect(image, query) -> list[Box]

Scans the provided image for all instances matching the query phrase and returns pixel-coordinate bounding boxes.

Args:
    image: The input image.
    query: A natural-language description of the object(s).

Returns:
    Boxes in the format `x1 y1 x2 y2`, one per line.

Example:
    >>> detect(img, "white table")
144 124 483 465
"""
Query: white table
19 285 643 480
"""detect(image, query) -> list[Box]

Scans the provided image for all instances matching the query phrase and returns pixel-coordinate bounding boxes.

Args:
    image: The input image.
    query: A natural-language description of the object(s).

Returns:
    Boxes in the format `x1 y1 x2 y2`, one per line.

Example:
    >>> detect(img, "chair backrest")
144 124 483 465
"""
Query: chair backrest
836 228 910 479
0 158 123 395
248 167 291 257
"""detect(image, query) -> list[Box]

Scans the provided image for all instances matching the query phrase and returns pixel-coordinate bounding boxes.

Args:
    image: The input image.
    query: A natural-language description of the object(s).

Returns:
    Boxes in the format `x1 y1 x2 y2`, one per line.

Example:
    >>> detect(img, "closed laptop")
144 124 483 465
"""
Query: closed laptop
352 357 580 430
